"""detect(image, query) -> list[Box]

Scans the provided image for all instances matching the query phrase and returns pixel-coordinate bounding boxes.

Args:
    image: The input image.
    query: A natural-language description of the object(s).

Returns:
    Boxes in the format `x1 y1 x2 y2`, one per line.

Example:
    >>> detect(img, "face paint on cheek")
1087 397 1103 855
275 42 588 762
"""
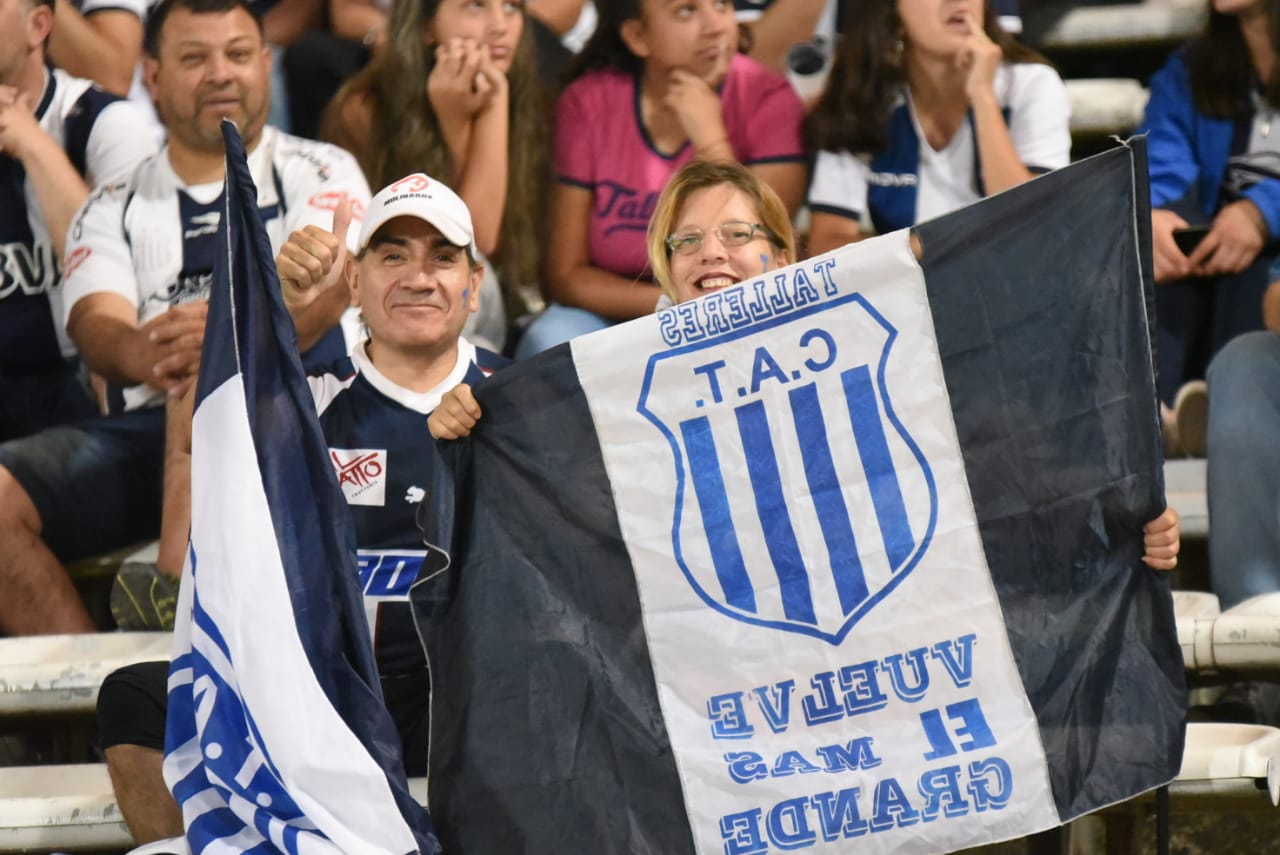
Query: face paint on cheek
461 288 470 304
760 253 770 273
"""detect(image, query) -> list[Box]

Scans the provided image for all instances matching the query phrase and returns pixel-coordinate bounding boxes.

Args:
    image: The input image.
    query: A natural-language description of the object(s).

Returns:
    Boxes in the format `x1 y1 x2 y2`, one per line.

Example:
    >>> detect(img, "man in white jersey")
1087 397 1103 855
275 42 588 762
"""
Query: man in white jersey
0 0 370 634
0 0 153 439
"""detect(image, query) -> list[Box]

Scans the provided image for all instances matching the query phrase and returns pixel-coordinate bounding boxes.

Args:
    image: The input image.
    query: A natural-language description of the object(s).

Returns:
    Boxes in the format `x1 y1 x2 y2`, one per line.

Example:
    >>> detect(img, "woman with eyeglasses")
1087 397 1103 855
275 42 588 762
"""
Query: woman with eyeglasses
646 158 795 305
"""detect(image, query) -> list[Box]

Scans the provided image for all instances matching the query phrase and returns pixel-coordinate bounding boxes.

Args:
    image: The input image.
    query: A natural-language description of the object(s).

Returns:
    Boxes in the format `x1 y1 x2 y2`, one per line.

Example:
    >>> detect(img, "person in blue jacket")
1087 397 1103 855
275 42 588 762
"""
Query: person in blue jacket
1139 0 1280 409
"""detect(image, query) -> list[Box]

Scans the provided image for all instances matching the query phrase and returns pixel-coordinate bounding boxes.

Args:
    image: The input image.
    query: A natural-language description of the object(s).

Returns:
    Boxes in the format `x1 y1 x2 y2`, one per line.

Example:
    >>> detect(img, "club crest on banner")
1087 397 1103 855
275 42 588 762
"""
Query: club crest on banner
638 292 937 645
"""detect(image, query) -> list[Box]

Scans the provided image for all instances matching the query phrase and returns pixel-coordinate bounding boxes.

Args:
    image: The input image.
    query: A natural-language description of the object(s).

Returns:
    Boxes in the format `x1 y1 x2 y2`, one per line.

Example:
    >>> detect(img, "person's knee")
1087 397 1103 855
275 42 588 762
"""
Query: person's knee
98 661 170 752
0 465 41 533
1209 331 1280 402
1207 331 1280 451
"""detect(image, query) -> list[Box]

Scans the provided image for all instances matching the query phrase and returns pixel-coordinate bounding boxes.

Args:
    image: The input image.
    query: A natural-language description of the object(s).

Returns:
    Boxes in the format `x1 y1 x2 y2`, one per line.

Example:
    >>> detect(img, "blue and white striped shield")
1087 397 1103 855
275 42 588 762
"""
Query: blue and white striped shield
637 292 937 644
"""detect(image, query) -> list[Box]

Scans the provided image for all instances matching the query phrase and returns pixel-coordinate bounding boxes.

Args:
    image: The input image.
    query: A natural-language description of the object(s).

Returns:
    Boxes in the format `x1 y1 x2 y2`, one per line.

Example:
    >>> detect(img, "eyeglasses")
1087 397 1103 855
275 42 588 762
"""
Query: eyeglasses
665 221 775 255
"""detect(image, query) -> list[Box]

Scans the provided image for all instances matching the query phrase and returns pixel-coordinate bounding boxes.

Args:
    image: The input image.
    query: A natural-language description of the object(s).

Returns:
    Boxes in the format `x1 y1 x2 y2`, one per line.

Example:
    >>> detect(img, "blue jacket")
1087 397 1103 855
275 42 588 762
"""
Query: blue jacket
1139 50 1280 237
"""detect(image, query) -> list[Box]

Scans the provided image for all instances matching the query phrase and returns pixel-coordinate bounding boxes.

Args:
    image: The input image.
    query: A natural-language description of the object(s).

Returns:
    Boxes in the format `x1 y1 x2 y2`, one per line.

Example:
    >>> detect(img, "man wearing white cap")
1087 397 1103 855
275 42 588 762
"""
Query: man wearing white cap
96 172 507 848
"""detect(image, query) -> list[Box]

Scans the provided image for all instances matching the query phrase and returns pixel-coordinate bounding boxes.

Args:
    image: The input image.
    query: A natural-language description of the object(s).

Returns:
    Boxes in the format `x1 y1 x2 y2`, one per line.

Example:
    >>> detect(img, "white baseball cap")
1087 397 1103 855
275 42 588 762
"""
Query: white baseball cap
357 173 477 256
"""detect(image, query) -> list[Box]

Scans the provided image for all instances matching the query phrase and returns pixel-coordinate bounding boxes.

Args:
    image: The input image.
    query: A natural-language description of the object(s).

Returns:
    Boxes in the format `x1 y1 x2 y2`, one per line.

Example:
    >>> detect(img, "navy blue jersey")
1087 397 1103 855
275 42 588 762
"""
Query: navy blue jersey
0 69 152 373
310 338 507 676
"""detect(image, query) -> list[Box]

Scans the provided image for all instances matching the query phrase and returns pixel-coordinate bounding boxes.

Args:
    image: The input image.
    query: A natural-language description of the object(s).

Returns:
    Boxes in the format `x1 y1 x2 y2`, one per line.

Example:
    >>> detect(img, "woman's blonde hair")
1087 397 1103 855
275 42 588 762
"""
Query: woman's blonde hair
647 160 796 302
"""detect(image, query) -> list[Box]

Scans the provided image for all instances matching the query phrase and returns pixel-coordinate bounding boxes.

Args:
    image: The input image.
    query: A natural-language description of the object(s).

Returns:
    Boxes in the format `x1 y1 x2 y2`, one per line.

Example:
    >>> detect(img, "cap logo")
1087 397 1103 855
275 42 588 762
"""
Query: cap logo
390 174 431 194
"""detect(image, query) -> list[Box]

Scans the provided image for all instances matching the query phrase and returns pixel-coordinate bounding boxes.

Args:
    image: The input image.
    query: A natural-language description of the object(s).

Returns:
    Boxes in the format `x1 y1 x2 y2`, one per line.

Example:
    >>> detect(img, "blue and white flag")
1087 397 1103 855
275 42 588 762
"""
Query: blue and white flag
163 121 438 854
416 142 1185 854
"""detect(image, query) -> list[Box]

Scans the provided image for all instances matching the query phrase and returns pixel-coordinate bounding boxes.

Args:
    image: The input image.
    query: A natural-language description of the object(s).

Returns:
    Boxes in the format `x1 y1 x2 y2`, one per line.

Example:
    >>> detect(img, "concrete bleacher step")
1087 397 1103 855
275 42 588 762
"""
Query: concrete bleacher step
0 768 429 854
0 763 131 852
1165 457 1207 539
0 632 171 716
1041 0 1206 50
1065 78 1149 137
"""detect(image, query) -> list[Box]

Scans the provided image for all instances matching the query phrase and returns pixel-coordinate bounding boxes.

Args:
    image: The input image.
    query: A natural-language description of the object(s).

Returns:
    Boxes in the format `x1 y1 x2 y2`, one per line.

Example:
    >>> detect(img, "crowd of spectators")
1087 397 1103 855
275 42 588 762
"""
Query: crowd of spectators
3 0 1277 844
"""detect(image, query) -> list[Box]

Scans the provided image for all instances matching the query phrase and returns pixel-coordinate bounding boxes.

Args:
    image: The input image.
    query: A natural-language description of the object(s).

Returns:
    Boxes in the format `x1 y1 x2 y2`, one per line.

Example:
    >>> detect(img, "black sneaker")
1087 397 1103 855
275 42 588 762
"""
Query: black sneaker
110 562 179 631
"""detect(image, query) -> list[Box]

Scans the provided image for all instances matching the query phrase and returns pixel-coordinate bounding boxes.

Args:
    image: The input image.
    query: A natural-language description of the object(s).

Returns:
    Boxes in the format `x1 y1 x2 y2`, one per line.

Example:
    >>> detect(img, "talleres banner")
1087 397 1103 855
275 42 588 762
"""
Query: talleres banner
418 142 1186 855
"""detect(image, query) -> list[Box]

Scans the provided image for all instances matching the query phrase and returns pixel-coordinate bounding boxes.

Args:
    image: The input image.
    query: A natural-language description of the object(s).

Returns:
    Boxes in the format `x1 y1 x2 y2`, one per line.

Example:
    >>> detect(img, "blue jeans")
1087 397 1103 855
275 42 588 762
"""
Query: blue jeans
269 44 290 133
514 304 611 360
1156 250 1274 406
1207 331 1280 608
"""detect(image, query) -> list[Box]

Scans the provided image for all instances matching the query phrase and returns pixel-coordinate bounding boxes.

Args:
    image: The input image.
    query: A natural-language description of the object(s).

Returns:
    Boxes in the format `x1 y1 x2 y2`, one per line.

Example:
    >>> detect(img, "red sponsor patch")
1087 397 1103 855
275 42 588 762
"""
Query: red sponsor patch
308 193 366 220
63 247 91 278
308 191 343 211
390 174 430 194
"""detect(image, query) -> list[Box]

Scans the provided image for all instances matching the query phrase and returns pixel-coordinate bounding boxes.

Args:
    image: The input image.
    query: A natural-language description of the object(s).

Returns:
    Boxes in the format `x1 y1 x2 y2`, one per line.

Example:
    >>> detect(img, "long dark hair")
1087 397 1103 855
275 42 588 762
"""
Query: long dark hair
805 0 1046 154
1186 1 1280 117
565 0 644 83
324 0 547 290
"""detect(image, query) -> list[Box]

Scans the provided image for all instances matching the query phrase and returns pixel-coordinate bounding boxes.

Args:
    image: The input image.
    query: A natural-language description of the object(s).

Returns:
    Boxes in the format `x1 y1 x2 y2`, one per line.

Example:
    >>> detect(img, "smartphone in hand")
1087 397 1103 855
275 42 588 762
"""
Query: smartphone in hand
1173 225 1211 255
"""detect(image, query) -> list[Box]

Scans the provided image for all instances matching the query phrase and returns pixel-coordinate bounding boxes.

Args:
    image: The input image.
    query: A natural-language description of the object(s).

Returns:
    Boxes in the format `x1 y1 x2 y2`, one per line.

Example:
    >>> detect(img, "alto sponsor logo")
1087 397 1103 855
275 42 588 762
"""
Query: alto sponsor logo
63 246 92 279
184 212 221 239
330 448 387 506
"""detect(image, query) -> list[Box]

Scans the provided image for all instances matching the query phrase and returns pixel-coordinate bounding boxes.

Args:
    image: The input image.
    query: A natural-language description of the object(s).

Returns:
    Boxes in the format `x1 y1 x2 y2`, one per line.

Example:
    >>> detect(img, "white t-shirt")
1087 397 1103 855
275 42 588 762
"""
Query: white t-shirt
560 1 597 53
64 126 372 410
807 62 1070 235
73 0 165 145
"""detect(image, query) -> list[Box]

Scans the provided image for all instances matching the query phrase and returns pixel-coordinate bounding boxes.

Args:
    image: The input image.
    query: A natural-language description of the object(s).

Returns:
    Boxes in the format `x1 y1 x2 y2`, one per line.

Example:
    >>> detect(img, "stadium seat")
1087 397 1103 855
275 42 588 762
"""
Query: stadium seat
1064 78 1148 137
1165 458 1207 539
0 763 131 853
1176 591 1280 676
0 771 430 854
0 632 171 716
1041 0 1207 50
1173 723 1280 807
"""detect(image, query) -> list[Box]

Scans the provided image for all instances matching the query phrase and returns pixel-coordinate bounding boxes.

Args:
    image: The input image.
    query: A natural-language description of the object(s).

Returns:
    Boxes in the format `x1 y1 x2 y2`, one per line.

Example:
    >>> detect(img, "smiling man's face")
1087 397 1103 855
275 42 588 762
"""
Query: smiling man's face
145 5 270 152
350 215 481 355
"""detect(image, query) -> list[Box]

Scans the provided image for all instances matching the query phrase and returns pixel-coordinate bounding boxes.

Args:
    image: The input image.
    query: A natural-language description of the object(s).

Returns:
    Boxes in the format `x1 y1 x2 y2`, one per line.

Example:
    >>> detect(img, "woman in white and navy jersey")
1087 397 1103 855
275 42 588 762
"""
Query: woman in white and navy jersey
805 0 1068 255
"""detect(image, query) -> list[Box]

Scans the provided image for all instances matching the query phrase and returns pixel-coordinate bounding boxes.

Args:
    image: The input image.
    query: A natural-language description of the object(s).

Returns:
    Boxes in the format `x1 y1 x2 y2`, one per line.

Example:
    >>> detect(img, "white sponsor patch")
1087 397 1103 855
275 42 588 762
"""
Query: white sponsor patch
329 448 387 506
